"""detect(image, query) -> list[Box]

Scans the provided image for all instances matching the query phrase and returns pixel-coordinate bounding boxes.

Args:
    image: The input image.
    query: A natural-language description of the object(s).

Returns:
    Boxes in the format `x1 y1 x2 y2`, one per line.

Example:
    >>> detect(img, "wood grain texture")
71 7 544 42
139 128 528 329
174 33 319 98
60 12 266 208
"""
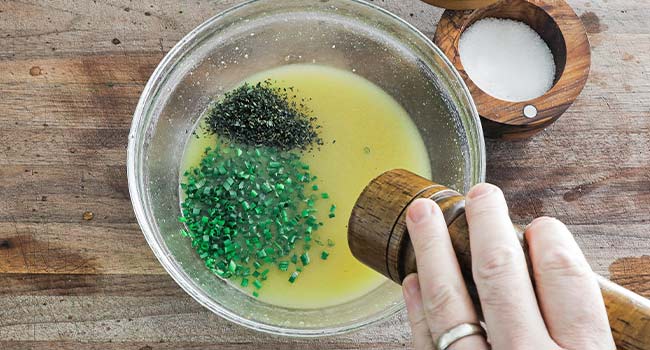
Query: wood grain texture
0 0 649 349
419 0 500 10
348 169 466 283
609 256 650 299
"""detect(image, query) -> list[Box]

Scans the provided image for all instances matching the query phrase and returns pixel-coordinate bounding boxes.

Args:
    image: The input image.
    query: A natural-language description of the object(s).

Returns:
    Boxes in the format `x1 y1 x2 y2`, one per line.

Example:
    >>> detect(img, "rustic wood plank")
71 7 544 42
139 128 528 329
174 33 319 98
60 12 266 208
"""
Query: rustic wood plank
0 0 649 348
0 274 183 297
0 296 410 343
609 256 650 298
0 223 163 275
0 128 128 166
0 220 646 276
0 165 132 223
0 53 158 129
570 224 650 276
0 342 409 350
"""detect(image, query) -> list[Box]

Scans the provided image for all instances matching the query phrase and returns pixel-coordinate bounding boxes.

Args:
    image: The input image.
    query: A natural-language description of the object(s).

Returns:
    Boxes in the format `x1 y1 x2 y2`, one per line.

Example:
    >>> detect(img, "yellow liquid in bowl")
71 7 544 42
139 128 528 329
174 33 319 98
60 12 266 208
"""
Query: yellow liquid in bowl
181 64 431 309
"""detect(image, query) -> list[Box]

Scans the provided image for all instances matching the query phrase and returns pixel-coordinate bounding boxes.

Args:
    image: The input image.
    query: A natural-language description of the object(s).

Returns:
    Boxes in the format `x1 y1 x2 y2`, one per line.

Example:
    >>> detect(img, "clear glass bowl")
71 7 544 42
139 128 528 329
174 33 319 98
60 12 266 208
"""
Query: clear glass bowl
127 0 485 337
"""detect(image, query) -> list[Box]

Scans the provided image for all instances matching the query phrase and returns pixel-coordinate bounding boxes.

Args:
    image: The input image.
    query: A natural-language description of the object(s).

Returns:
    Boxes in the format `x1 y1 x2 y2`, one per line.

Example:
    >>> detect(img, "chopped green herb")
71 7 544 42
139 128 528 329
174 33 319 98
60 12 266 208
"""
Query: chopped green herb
253 279 263 289
179 140 333 294
288 271 300 283
300 252 310 266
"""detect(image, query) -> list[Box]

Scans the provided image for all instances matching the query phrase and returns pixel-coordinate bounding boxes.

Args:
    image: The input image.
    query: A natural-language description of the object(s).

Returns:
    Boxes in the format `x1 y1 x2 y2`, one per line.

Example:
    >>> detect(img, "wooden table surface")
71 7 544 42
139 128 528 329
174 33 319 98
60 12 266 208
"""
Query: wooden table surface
0 0 648 349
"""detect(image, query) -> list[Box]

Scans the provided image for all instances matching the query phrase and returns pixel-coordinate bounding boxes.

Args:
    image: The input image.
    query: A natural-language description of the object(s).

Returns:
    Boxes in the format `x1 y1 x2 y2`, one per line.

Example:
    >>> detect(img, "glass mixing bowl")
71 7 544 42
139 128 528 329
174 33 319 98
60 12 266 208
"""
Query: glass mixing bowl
127 0 485 337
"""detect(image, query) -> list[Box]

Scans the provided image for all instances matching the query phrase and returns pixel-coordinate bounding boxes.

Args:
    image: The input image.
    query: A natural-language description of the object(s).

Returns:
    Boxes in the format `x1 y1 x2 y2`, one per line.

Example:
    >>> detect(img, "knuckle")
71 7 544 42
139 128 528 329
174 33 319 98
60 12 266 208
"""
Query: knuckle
408 308 429 330
536 247 591 279
466 198 509 221
505 336 561 350
475 245 524 282
473 246 529 308
411 229 445 253
421 282 467 316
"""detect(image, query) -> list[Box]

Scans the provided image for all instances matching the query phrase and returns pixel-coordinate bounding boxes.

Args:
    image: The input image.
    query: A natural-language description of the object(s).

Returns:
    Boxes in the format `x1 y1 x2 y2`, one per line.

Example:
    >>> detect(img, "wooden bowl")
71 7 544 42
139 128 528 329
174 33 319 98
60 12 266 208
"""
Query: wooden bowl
433 0 591 139
419 0 500 10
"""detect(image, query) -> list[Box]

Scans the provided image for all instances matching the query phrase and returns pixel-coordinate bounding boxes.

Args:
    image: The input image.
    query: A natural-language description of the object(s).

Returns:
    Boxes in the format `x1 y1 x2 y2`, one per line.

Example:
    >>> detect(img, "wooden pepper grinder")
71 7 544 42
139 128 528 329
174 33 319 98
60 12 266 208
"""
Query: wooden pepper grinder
348 169 650 350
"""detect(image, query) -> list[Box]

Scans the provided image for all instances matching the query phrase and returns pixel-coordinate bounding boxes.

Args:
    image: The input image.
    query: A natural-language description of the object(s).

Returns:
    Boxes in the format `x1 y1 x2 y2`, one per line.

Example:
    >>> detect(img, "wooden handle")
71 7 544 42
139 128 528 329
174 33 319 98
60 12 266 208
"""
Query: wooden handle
348 169 650 349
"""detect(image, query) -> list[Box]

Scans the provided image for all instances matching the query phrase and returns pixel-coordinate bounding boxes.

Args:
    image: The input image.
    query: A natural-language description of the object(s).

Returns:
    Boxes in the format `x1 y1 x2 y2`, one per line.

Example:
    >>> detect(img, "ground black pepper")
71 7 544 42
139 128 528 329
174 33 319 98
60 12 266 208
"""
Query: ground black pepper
205 81 322 151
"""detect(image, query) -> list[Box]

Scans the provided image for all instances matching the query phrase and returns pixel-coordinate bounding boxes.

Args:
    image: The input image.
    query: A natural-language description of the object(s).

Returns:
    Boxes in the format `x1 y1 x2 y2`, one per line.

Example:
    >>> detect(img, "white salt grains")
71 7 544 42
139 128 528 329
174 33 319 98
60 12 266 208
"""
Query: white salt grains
459 18 556 102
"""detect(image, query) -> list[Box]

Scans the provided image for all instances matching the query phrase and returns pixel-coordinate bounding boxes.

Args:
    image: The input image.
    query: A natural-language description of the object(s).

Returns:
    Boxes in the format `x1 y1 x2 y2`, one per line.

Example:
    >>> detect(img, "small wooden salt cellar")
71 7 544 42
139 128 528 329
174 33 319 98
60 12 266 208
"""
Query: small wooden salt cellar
431 0 591 139
419 0 499 10
348 169 650 350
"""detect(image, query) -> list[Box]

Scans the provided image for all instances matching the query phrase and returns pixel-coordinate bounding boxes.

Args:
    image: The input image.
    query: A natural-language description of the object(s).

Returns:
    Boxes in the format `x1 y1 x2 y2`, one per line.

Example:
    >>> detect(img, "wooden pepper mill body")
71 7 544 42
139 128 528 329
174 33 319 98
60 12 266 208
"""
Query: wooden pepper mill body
348 169 650 350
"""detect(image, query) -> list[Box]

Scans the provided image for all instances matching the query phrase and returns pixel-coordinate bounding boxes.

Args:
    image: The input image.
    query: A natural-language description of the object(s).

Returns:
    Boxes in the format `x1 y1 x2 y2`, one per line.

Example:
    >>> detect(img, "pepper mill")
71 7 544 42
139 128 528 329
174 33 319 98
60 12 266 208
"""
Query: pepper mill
348 169 650 350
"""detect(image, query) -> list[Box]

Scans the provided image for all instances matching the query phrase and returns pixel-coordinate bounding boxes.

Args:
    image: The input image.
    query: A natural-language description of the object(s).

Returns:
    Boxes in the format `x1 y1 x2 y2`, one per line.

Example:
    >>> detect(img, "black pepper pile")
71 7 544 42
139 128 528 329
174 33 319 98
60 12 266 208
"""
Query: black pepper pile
205 81 322 151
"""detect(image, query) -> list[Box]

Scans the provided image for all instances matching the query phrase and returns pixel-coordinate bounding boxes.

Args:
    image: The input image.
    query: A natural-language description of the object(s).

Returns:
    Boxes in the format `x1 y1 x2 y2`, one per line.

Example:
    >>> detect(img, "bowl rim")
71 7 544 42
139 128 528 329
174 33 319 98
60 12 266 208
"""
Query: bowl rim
127 0 486 338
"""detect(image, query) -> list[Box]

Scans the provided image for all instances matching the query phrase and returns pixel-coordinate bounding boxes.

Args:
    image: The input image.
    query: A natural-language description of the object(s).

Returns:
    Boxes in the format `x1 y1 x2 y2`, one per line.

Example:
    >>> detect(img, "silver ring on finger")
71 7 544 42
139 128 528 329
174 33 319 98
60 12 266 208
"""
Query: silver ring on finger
435 322 487 350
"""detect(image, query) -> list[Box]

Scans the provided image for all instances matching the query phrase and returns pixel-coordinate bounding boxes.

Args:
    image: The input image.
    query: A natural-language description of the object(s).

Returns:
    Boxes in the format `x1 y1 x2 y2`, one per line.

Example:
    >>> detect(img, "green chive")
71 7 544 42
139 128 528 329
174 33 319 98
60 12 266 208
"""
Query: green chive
180 135 335 290
300 252 310 266
288 271 299 283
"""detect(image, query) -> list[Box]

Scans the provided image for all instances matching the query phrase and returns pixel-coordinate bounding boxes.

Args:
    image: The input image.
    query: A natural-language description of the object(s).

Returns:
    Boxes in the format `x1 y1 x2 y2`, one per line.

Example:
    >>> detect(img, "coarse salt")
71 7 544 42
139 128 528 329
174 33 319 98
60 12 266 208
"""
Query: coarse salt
459 18 556 102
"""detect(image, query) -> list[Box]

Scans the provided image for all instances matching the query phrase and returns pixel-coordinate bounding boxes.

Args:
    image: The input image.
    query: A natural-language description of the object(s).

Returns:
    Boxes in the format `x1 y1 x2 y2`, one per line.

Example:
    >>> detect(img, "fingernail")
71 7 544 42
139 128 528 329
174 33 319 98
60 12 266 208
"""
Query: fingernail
526 216 559 230
467 183 496 199
407 200 433 224
404 275 420 298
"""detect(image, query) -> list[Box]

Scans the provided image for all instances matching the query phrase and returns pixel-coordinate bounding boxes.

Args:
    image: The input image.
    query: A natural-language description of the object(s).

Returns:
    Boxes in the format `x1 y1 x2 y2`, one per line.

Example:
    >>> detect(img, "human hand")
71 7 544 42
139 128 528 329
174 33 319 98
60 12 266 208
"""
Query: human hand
402 183 615 350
